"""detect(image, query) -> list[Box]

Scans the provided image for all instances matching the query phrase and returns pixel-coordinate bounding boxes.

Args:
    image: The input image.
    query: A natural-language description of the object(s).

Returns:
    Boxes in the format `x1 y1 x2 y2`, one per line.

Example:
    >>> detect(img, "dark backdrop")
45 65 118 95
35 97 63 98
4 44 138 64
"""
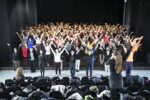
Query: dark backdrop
36 0 123 24
0 0 10 67
124 0 150 65
0 0 37 67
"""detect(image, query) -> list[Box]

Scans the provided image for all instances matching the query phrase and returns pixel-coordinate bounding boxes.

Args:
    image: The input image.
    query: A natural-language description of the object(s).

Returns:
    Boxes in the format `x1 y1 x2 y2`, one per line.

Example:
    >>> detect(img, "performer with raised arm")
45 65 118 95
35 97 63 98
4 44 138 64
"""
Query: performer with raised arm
50 45 68 76
125 36 143 77
82 37 101 77
43 41 51 67
28 47 37 72
68 49 76 78
7 43 20 71
75 46 83 72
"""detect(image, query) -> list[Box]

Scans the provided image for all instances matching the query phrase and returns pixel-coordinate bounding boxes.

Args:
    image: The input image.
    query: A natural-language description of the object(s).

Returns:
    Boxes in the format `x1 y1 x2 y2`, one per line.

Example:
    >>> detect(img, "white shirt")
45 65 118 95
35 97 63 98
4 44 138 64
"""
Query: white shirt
54 53 62 62
35 38 41 45
51 47 65 63
45 45 51 55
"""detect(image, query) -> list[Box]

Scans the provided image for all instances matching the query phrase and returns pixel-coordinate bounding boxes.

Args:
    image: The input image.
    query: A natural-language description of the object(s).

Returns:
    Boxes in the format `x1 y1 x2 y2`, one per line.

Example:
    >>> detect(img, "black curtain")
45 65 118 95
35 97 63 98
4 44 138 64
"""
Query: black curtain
6 0 37 48
36 0 123 24
124 0 150 65
0 0 37 67
0 0 11 67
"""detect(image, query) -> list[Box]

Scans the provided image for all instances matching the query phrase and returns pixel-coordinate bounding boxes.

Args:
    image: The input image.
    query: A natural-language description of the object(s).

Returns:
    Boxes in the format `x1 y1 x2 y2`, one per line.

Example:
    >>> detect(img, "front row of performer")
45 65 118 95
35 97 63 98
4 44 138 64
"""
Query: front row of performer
7 35 143 79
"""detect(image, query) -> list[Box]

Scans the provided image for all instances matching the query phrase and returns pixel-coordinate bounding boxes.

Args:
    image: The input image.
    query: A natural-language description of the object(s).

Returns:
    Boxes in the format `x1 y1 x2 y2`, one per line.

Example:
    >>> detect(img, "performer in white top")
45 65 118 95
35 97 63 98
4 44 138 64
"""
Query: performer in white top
50 46 68 76
43 41 51 66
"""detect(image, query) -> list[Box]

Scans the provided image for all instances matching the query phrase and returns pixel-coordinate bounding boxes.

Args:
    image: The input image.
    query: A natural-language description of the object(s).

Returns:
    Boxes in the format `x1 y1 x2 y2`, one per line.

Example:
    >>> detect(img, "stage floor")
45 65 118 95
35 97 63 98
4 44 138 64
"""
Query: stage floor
0 70 150 83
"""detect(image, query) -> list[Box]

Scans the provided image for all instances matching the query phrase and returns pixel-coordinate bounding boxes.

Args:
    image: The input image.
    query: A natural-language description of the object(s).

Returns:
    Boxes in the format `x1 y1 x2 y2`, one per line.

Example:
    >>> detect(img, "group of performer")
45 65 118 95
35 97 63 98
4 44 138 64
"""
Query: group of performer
7 22 143 78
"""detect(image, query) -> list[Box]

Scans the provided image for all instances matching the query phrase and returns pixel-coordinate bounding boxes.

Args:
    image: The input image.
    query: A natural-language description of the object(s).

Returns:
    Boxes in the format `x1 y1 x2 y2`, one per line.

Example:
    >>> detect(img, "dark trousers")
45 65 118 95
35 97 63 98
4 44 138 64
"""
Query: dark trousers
35 59 38 70
125 62 133 77
45 55 51 66
86 62 93 77
13 60 20 70
30 60 35 72
69 62 75 78
110 88 121 100
54 62 61 75
39 62 45 77
92 56 94 69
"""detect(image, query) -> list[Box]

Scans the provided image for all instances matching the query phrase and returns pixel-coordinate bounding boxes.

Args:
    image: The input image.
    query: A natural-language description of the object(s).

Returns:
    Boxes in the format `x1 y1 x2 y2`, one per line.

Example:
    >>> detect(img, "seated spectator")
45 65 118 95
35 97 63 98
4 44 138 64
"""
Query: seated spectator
14 67 25 81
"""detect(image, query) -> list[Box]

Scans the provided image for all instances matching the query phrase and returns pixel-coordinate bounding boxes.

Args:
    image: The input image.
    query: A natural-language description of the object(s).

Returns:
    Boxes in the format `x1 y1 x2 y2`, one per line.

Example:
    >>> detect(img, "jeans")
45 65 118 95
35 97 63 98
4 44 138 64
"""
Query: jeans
69 62 75 78
86 62 93 77
125 62 133 77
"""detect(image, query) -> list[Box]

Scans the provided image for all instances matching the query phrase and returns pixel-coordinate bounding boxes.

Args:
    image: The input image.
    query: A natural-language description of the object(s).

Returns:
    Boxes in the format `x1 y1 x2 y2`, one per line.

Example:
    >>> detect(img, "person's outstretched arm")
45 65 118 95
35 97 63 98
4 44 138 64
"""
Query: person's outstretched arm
50 46 55 55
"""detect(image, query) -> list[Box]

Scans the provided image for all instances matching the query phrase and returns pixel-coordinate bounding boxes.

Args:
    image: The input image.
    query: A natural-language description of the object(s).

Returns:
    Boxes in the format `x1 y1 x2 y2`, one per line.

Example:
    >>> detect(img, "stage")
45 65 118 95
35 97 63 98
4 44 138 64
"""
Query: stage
0 69 149 83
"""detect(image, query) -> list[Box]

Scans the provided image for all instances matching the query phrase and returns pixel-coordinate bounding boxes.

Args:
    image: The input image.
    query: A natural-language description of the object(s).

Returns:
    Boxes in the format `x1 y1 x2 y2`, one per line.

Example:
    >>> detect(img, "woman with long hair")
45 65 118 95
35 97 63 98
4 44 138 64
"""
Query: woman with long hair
106 48 123 100
15 67 24 81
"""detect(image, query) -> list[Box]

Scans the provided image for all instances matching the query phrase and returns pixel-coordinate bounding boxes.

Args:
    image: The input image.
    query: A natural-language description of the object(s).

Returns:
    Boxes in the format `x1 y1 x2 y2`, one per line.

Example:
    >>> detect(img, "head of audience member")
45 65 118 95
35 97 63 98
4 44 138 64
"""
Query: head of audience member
15 67 24 81
89 86 99 95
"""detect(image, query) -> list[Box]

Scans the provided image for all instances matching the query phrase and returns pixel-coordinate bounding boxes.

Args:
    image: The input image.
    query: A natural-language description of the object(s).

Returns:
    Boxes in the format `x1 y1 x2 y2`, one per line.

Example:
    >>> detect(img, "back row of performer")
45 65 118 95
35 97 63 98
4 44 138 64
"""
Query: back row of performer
7 22 143 78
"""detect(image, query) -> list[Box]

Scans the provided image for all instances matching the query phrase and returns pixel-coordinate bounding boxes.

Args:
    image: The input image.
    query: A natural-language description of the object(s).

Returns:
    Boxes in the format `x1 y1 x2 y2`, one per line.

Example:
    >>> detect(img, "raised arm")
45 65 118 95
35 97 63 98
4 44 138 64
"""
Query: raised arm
64 48 69 55
106 55 114 65
120 44 127 54
76 47 83 54
131 36 143 46
42 41 46 47
40 32 44 40
50 46 55 54
93 34 103 46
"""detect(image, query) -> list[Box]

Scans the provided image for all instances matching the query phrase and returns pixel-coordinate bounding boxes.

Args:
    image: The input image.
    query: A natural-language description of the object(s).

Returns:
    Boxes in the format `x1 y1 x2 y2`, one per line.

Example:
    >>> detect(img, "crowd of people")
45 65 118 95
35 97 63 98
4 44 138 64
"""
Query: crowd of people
9 22 142 77
5 22 144 99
